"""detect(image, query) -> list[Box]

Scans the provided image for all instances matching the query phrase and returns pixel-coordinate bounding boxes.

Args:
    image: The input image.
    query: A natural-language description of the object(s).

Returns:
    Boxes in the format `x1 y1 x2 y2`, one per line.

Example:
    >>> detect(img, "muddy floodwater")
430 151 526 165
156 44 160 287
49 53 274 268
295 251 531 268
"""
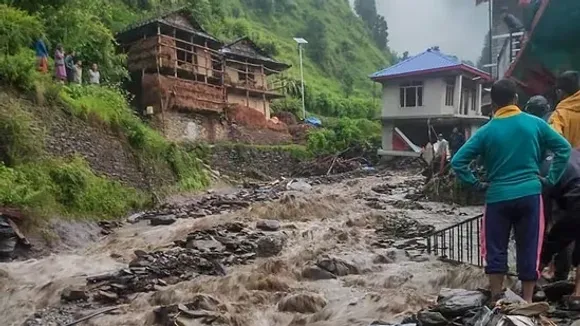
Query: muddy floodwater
0 171 489 326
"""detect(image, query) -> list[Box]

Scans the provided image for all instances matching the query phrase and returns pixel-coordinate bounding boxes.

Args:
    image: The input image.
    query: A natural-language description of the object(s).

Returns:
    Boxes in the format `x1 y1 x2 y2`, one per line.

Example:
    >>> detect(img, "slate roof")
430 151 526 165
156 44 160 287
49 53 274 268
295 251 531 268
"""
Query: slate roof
370 48 491 81
117 7 219 43
220 36 290 70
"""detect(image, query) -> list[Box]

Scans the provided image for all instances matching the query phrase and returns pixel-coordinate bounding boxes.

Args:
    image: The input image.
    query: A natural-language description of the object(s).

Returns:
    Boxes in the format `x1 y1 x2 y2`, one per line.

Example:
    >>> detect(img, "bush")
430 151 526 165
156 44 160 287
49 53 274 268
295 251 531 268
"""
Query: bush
0 4 43 55
0 49 42 91
271 97 302 117
0 98 45 166
306 117 381 156
0 157 147 219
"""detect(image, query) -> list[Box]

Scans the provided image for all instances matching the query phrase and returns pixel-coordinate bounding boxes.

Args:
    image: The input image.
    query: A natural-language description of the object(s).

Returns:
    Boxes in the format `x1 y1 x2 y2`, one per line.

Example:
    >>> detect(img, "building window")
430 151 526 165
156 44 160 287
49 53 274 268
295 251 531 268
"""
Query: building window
399 81 423 107
445 79 455 106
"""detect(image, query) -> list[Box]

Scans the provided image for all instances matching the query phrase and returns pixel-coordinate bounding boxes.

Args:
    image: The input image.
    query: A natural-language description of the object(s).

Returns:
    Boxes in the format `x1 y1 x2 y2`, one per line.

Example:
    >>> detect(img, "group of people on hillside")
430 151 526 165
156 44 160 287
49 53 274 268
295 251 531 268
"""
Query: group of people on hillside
451 71 580 308
34 38 100 85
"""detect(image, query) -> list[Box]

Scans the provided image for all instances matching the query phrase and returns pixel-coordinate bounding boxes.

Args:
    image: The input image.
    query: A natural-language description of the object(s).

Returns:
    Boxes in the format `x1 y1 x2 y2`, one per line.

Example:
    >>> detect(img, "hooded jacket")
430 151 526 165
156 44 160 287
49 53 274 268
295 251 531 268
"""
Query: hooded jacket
549 90 580 148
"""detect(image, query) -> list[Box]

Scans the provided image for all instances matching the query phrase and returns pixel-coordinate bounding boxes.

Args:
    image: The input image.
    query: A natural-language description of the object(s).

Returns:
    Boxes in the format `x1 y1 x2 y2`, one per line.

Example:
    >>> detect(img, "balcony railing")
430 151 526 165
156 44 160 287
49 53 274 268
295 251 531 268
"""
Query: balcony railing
496 31 524 79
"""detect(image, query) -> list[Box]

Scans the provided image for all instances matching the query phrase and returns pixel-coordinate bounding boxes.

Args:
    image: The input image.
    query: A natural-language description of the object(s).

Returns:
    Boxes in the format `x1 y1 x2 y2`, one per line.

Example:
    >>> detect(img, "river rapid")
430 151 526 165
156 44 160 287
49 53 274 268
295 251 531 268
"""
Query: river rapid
0 171 489 326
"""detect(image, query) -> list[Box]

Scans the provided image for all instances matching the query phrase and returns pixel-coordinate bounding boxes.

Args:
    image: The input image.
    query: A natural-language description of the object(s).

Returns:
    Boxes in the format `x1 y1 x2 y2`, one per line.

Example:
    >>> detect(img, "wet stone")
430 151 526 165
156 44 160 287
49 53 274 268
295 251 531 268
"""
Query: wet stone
96 290 119 302
416 310 448 326
60 287 88 302
301 266 337 280
316 256 360 276
372 253 394 264
256 219 281 231
256 235 285 257
149 215 177 226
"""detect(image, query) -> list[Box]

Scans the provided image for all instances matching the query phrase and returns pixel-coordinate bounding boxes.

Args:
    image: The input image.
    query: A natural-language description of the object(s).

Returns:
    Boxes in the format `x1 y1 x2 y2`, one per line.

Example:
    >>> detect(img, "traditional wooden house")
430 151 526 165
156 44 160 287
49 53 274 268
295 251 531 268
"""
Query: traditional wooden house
116 8 226 140
220 37 290 120
117 9 291 142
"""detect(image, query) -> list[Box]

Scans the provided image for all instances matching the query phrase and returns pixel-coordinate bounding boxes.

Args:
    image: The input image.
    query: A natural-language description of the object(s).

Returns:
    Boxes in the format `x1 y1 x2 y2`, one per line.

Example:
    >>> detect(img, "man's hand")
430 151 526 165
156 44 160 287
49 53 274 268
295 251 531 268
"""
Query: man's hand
474 182 489 192
539 175 551 188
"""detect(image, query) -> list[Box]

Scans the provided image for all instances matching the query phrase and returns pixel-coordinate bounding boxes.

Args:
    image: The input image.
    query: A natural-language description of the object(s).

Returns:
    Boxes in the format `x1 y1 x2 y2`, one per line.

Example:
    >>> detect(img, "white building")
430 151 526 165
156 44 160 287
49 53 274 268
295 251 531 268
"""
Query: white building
370 48 492 157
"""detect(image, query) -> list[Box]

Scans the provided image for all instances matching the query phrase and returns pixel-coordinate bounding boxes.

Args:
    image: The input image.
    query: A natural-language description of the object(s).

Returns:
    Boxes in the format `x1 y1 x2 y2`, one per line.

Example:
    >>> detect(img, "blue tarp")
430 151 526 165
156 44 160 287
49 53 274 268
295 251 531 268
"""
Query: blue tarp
305 117 322 127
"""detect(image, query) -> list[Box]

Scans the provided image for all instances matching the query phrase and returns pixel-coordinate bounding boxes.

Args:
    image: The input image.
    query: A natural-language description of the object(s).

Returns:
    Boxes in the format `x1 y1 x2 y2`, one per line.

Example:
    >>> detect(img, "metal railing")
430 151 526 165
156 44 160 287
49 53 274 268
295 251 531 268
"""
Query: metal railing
426 214 484 267
426 214 518 275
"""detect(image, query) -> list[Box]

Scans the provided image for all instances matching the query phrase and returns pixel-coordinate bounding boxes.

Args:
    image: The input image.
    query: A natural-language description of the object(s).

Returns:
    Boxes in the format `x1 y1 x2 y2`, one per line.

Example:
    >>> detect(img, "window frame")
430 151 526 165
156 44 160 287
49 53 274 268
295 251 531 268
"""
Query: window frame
399 81 424 108
445 78 455 106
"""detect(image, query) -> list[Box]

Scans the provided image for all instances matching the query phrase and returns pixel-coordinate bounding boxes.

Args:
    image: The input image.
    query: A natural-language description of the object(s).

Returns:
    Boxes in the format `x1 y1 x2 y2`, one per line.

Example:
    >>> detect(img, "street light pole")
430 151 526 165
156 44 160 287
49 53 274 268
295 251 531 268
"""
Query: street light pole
293 37 308 120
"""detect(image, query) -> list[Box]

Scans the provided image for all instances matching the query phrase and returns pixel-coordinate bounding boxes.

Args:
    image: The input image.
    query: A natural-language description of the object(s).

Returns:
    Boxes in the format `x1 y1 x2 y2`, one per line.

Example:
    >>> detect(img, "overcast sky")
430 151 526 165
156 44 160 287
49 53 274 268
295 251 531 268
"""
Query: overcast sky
375 0 489 62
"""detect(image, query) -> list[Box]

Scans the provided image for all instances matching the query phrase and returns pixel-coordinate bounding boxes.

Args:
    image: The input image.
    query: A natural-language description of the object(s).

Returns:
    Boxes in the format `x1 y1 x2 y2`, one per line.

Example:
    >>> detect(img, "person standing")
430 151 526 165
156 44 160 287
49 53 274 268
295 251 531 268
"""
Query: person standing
451 79 571 303
524 95 553 121
449 127 466 158
54 45 66 82
89 63 100 84
34 38 48 74
549 71 580 147
64 50 76 84
73 60 83 84
540 149 580 309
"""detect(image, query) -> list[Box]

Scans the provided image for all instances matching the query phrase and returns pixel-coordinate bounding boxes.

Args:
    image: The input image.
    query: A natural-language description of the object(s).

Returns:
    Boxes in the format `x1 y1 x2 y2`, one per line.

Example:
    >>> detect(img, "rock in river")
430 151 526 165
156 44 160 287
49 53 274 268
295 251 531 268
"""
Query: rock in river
316 256 359 276
256 235 285 257
301 266 337 280
256 219 281 231
60 287 88 302
150 215 177 226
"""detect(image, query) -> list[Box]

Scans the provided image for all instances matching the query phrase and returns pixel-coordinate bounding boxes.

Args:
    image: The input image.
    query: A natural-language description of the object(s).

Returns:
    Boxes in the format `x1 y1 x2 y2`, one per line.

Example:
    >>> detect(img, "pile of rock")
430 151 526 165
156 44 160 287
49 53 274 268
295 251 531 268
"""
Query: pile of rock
68 223 285 304
375 215 435 240
131 189 281 225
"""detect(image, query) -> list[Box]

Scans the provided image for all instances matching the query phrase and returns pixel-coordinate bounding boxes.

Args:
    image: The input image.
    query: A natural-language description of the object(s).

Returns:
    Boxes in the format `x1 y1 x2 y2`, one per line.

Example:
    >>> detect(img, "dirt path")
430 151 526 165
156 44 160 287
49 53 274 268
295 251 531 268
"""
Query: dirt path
0 171 487 326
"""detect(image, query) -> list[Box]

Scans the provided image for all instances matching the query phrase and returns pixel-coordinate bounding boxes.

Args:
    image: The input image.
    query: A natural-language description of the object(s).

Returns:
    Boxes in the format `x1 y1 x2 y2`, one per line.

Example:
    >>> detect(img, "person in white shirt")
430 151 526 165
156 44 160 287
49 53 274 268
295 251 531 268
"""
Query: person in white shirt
89 63 100 84
74 60 83 84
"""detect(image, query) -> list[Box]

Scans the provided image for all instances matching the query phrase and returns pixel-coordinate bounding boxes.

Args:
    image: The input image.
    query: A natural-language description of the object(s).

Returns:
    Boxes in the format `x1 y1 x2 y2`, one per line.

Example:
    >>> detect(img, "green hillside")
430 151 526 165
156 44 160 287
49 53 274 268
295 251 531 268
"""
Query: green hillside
0 0 387 220
1 0 392 118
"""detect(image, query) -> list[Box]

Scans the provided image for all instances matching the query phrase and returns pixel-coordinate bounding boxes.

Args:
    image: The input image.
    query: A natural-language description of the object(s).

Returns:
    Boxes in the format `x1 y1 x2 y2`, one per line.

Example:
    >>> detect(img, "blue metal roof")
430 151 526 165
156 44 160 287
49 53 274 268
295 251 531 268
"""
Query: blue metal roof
370 48 486 80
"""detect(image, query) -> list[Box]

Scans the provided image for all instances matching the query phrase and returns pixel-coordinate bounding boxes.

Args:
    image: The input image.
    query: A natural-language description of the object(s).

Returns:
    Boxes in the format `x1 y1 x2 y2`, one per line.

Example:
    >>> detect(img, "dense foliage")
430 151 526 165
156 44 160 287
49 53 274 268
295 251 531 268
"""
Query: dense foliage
0 0 391 218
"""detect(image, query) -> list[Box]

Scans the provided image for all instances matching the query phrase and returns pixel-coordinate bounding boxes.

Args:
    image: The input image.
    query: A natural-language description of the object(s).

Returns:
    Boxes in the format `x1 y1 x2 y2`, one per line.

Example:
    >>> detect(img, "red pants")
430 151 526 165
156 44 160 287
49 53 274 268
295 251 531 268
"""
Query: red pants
37 57 48 73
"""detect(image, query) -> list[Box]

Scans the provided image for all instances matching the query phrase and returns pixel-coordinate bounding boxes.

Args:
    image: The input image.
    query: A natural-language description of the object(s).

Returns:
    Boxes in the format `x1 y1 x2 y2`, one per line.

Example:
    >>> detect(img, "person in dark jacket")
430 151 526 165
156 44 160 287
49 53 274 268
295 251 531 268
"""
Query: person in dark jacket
524 95 553 121
540 149 580 309
64 50 76 83
449 127 465 158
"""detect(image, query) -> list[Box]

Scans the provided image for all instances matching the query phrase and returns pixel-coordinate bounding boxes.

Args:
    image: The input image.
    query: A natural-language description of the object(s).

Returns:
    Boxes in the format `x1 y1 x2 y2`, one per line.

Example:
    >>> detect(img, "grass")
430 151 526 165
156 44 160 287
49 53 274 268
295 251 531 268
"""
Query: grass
212 142 313 161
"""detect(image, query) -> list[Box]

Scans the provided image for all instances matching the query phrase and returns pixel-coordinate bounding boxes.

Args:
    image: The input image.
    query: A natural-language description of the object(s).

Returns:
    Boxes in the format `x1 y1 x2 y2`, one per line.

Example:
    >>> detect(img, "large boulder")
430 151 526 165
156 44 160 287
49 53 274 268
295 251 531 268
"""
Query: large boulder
316 257 359 276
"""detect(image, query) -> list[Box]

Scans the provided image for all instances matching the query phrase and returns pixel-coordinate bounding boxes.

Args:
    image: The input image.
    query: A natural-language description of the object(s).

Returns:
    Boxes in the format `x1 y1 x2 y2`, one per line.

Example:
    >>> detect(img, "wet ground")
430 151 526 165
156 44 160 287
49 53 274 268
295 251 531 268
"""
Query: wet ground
0 170 489 326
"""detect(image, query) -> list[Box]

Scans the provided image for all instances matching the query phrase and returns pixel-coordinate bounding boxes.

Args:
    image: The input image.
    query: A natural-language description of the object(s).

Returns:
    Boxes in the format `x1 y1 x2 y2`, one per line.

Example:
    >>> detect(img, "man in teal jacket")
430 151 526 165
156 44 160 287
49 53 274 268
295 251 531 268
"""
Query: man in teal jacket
451 79 571 303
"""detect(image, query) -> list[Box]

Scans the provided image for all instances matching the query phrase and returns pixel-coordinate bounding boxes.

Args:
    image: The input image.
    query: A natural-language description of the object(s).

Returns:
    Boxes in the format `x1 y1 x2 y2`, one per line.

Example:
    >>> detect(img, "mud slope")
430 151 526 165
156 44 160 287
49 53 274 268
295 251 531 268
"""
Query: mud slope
0 171 486 326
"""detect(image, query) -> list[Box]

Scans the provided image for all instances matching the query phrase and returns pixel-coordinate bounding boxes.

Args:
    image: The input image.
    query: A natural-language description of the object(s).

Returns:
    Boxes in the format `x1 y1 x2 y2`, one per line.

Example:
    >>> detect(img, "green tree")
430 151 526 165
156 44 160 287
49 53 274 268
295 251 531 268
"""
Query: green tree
372 14 388 50
302 16 328 63
0 4 43 55
354 0 377 30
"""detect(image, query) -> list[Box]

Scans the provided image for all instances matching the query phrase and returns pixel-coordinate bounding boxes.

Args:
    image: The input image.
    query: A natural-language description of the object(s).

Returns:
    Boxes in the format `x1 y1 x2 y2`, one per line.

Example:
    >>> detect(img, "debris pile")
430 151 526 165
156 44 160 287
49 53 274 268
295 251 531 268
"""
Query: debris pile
130 189 281 224
82 223 284 302
421 168 485 206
